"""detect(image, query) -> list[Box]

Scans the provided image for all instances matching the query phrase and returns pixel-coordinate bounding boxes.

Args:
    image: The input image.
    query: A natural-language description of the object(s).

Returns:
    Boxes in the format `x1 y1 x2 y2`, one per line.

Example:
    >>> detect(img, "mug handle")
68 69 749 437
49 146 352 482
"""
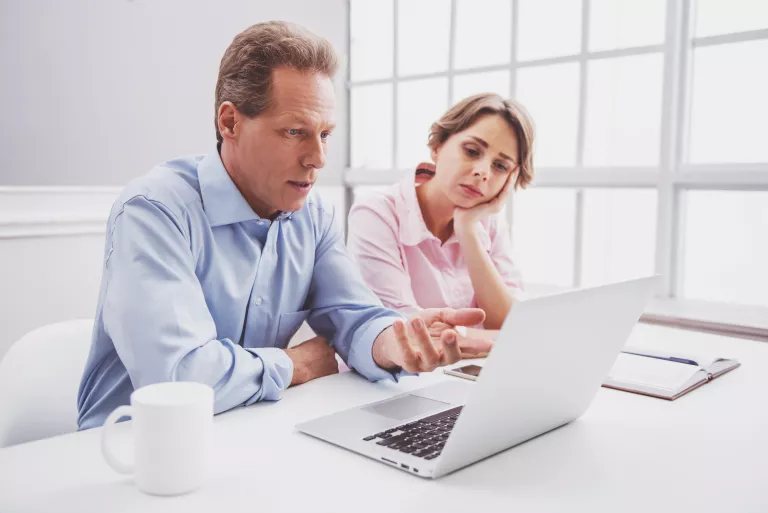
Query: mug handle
101 405 135 474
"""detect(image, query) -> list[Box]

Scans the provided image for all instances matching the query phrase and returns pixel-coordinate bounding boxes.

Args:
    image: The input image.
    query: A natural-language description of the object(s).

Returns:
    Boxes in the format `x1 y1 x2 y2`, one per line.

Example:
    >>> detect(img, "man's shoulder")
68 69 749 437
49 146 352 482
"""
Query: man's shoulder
113 155 206 220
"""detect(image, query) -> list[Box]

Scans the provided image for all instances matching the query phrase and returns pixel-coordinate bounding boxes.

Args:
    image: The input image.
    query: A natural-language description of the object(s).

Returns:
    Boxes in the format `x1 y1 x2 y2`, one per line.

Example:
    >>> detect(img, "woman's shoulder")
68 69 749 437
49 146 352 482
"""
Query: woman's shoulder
348 182 404 226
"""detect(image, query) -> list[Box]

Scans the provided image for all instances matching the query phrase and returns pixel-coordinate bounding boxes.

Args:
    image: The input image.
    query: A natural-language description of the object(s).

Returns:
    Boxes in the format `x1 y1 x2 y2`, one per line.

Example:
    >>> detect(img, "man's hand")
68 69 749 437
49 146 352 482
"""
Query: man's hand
372 308 491 373
284 336 339 386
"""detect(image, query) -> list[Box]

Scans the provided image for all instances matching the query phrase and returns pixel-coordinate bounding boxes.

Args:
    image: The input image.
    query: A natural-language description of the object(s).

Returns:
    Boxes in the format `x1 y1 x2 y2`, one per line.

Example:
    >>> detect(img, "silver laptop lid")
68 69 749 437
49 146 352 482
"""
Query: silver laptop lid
434 276 658 477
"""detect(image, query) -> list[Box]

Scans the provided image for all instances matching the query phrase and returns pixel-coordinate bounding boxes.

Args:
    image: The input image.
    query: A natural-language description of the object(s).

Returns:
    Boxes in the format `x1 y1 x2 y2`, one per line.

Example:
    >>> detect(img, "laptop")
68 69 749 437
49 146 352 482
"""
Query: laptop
296 277 658 479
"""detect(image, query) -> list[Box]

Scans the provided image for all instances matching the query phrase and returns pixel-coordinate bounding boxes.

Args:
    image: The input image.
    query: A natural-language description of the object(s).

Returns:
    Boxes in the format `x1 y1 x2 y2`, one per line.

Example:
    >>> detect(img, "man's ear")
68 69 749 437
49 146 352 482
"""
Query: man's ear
218 102 238 141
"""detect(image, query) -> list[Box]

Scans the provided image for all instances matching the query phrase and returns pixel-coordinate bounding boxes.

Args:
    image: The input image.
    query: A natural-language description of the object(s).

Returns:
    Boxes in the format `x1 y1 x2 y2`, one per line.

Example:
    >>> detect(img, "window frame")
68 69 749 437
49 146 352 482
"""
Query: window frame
344 0 768 328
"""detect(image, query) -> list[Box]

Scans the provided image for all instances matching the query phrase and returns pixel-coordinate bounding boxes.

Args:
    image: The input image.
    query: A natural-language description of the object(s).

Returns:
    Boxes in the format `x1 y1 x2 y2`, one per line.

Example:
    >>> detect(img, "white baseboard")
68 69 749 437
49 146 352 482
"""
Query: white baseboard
0 186 120 239
0 185 347 239
0 186 120 361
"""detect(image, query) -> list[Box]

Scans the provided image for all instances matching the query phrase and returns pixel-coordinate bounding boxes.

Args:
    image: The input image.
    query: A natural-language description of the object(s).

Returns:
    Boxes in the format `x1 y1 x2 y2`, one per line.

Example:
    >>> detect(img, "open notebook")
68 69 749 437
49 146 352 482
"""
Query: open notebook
603 348 740 400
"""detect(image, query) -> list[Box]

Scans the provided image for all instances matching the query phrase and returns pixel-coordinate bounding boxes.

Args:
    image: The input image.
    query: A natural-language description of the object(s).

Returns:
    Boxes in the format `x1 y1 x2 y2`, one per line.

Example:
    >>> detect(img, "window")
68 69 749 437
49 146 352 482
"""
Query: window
512 188 577 287
688 39 768 164
347 0 768 314
583 54 664 167
681 190 768 308
516 63 579 167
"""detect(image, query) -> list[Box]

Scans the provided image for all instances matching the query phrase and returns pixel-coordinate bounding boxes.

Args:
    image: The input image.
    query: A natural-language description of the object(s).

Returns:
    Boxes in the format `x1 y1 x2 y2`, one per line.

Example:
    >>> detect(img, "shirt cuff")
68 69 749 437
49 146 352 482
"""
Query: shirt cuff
348 315 415 383
245 347 294 401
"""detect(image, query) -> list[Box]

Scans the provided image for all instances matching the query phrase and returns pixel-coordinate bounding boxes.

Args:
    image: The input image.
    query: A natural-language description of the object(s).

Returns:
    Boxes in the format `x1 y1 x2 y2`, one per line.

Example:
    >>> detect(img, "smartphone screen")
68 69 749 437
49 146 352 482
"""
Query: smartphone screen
455 364 482 377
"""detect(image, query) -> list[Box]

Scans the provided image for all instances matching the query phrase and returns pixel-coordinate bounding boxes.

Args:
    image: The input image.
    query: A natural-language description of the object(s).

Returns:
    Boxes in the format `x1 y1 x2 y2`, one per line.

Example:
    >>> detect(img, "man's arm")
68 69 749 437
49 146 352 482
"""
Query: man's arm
302 204 405 381
103 196 293 413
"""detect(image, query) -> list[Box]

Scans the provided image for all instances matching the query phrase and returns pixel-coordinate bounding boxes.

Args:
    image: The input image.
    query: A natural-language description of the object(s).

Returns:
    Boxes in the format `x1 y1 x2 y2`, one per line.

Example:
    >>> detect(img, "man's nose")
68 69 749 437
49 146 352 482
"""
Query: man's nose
302 136 326 170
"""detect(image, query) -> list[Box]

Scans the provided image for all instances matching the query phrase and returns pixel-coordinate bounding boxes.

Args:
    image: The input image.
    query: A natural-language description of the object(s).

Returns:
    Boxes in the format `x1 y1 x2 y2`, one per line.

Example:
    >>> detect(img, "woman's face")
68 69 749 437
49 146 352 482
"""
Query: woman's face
431 114 519 209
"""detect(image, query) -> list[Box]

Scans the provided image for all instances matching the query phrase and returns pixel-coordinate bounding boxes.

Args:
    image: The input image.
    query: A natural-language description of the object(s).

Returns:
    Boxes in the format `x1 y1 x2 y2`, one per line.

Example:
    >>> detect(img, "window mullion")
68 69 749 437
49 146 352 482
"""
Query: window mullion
655 0 692 298
507 0 519 242
572 0 591 288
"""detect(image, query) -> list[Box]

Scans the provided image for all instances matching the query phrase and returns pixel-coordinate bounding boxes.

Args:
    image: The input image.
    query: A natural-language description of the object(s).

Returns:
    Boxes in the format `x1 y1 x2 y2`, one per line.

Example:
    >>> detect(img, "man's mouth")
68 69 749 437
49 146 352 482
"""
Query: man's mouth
288 180 313 190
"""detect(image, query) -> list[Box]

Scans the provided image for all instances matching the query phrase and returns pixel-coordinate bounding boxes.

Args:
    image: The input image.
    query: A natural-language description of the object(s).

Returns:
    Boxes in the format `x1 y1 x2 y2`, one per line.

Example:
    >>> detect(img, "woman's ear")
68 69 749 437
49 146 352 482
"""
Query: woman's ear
430 146 439 164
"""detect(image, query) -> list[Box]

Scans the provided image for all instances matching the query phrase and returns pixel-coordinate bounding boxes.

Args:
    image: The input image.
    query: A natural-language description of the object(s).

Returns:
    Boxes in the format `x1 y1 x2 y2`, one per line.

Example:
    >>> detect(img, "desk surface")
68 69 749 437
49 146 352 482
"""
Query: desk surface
1 324 766 513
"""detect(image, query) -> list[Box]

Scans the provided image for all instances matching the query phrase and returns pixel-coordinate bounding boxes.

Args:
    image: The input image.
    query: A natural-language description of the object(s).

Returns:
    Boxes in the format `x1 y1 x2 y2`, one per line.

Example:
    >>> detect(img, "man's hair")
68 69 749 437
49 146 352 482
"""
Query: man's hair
428 93 536 189
214 21 339 144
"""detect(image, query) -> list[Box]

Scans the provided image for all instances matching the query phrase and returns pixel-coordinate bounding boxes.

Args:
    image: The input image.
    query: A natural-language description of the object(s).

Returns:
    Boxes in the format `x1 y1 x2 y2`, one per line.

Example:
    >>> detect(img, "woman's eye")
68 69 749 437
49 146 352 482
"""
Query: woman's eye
465 147 480 157
495 162 509 172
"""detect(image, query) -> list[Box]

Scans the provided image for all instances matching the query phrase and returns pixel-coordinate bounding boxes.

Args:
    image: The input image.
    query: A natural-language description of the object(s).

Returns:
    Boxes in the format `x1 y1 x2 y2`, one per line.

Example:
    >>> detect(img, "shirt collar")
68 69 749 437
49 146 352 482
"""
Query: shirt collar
198 150 291 227
397 162 492 250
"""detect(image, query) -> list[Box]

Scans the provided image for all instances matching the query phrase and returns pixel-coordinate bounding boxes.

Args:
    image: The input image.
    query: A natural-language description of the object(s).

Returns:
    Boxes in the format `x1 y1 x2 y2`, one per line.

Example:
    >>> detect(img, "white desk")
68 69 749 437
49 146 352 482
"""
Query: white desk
1 324 766 513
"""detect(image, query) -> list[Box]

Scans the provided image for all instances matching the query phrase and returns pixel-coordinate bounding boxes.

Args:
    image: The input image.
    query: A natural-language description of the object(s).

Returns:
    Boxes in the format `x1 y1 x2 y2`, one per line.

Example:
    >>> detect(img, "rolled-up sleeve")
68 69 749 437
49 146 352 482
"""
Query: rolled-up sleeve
303 205 406 382
103 196 292 414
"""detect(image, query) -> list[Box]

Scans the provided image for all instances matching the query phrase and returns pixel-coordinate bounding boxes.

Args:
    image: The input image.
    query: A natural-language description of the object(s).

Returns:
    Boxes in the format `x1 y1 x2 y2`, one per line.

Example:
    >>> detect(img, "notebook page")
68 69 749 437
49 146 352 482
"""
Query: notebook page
622 346 726 372
607 353 704 392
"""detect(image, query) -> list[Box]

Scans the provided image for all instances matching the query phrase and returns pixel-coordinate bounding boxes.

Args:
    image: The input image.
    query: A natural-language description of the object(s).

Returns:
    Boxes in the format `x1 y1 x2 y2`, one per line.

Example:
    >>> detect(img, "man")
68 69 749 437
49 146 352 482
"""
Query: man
78 21 491 430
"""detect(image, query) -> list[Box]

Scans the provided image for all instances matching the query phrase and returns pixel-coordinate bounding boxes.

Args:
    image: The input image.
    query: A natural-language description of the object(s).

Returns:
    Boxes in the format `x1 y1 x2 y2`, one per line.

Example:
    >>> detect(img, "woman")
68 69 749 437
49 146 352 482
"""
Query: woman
347 93 535 342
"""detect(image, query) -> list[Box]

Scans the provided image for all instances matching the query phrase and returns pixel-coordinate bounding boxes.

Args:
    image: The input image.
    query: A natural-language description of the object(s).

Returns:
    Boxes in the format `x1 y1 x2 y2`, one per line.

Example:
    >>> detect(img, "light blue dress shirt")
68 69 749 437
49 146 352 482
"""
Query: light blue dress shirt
77 150 403 430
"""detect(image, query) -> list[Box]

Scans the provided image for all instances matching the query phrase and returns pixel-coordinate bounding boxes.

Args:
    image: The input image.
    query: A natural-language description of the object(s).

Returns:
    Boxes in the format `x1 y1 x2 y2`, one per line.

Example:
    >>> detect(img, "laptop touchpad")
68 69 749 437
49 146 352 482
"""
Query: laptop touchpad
363 394 450 421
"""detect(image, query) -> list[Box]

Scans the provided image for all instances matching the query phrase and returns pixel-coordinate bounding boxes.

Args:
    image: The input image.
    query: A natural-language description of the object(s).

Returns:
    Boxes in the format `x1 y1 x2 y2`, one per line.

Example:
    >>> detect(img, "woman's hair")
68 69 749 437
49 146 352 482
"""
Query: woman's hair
428 93 535 189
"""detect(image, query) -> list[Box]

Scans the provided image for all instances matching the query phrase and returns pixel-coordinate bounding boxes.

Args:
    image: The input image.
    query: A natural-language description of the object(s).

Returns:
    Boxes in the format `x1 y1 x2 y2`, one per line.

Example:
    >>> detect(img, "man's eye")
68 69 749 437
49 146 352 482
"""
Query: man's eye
288 129 301 136
321 132 332 141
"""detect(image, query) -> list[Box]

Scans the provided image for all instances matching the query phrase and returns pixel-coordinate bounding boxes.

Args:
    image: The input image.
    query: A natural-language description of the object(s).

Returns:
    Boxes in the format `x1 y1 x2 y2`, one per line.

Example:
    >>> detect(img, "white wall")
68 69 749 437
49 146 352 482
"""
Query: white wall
0 0 349 187
0 188 118 360
0 0 349 362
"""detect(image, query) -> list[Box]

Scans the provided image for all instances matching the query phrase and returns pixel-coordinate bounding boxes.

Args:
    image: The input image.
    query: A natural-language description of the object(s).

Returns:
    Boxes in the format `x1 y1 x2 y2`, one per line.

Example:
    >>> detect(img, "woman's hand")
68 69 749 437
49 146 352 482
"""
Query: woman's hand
454 174 513 241
427 321 493 359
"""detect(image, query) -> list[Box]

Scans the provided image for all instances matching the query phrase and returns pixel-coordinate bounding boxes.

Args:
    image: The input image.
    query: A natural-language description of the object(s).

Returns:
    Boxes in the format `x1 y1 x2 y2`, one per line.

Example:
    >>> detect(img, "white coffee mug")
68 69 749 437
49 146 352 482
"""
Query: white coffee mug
100 381 214 496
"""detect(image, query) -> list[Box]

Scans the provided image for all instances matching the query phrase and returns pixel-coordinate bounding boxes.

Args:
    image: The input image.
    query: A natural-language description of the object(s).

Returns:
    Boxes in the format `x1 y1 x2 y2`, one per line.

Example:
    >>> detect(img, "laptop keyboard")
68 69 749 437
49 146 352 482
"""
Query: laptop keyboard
362 406 463 460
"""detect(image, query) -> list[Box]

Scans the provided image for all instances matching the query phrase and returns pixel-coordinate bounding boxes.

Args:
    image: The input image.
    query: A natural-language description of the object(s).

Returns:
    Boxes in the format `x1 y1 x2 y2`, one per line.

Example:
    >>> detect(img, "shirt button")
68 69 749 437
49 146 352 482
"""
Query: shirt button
254 297 263 306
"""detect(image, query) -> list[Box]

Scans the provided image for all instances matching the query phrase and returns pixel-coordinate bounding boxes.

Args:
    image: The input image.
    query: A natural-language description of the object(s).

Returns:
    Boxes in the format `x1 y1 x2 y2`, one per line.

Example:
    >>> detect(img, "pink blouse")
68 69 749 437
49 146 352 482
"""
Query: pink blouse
347 163 523 318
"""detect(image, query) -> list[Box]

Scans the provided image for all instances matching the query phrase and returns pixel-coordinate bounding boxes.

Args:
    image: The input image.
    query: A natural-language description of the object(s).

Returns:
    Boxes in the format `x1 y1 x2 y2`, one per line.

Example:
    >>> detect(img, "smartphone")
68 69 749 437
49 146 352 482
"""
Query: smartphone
443 364 483 381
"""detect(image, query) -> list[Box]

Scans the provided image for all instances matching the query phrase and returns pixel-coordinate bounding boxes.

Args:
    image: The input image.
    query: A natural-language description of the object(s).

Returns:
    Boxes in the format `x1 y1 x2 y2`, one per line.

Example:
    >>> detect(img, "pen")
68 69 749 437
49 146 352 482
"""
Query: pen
621 351 699 366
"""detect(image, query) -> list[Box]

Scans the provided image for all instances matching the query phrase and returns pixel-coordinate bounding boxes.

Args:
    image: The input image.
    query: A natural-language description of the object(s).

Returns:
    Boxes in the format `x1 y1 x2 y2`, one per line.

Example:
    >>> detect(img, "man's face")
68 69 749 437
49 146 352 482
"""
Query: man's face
222 67 336 218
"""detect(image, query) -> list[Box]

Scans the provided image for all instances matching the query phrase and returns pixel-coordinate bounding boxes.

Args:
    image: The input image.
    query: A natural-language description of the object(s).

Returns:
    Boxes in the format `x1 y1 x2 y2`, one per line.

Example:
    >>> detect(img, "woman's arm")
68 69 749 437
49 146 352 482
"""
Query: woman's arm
349 200 497 356
453 177 523 330
455 227 514 329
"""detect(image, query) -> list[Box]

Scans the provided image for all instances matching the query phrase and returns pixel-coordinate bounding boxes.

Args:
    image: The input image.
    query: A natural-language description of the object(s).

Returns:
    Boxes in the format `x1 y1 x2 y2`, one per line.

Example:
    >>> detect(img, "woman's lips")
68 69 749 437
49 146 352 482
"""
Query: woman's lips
460 184 483 198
